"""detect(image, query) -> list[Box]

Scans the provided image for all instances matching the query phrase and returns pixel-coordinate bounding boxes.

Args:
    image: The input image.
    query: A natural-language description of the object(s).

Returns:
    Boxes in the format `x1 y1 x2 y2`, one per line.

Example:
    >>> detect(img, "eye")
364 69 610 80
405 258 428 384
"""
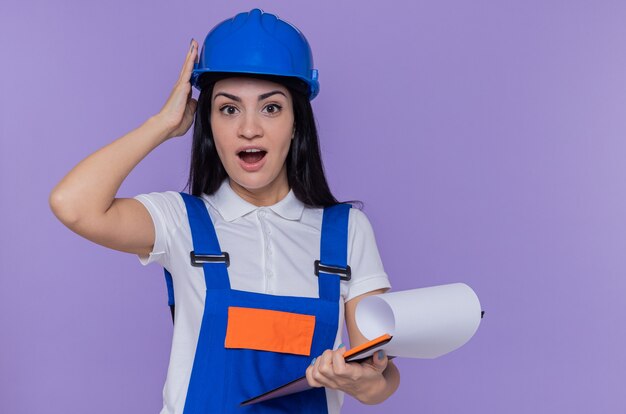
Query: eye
263 104 282 114
219 105 238 115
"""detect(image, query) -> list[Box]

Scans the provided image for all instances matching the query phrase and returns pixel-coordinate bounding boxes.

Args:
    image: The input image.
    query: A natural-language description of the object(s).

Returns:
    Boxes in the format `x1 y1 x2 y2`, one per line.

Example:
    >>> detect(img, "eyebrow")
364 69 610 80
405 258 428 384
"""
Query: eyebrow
213 90 287 102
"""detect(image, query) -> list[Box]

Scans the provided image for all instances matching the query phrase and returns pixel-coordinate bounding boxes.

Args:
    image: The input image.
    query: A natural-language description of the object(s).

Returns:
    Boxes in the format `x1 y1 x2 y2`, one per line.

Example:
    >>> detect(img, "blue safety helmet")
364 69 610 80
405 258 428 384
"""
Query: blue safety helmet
191 8 320 100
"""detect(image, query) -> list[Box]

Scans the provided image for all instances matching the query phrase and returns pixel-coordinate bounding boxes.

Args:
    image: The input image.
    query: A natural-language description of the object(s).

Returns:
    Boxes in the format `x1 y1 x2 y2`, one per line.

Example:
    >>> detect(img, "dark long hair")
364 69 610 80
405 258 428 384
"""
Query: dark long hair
184 72 339 208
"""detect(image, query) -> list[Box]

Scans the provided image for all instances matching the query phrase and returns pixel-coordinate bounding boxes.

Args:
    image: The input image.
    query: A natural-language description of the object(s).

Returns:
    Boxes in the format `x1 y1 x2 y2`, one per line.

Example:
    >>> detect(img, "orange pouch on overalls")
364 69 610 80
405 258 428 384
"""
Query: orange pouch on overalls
224 306 316 356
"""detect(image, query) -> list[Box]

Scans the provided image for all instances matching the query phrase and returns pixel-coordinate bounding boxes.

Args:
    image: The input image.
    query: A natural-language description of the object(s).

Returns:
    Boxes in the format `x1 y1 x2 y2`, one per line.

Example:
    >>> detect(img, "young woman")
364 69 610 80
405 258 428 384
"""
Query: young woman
49 8 400 413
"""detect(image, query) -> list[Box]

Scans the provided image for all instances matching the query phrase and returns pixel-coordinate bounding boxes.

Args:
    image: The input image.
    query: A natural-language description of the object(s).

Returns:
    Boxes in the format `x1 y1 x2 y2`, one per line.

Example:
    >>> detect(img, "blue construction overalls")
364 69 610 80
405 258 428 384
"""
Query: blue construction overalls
163 193 352 413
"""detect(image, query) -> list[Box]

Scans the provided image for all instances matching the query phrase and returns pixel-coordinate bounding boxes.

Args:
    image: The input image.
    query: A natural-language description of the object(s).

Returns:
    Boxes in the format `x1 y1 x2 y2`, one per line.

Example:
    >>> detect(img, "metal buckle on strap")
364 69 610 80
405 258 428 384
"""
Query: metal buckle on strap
314 260 351 281
190 251 230 267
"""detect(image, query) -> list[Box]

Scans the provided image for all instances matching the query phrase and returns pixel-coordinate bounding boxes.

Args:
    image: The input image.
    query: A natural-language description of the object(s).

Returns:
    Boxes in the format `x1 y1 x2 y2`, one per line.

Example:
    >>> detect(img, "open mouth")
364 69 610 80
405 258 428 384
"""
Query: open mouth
237 148 267 164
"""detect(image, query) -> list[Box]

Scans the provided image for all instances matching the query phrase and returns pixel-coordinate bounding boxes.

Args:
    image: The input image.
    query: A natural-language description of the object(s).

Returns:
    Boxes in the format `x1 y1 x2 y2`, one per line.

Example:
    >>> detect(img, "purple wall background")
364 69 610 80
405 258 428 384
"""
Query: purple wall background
2 0 625 412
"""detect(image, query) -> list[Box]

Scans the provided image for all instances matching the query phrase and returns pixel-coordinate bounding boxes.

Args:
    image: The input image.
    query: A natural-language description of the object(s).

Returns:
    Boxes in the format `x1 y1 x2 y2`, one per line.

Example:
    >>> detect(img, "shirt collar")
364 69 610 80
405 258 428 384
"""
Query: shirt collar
204 180 305 222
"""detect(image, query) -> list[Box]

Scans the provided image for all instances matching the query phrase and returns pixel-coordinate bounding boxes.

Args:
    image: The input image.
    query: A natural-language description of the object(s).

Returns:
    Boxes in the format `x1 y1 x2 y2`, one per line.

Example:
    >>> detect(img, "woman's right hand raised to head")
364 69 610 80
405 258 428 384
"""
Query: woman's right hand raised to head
49 39 201 255
156 39 199 140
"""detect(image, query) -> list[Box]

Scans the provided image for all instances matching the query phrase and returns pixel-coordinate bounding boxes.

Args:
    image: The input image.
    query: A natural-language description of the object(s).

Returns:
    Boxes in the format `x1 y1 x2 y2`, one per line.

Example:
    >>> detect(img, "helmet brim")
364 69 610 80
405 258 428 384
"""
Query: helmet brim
192 70 315 100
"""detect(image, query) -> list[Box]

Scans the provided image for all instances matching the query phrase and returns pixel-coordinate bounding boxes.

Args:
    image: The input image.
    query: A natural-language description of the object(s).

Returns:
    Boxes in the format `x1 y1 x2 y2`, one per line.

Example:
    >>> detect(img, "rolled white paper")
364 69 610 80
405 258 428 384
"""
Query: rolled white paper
355 283 482 359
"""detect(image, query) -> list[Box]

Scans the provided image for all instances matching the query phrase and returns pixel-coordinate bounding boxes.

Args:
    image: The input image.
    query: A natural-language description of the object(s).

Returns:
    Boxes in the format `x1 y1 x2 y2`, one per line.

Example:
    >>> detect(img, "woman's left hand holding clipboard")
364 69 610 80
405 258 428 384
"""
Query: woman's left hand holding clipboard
305 289 400 404
305 345 389 403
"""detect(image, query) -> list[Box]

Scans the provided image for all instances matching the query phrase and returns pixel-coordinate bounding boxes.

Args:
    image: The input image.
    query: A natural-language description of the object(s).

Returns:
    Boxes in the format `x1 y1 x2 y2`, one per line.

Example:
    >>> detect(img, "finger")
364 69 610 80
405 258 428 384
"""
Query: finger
189 98 198 114
178 40 194 78
306 359 323 388
312 350 339 388
372 350 388 371
316 349 335 378
183 99 197 124
178 39 197 83
331 345 350 377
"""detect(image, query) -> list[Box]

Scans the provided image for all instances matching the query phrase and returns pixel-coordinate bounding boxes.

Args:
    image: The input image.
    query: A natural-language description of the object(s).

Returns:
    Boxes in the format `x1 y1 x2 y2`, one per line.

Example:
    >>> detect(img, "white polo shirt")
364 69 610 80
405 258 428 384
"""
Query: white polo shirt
134 179 391 414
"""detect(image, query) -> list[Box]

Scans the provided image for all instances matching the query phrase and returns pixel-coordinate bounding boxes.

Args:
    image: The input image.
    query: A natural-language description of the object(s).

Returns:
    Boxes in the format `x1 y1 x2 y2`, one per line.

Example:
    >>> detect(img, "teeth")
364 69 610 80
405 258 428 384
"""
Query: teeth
243 149 262 153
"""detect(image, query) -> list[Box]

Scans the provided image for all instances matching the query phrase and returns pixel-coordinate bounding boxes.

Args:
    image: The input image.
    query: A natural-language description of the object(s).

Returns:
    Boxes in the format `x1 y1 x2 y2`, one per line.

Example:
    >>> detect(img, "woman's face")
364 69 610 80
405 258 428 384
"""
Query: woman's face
211 77 295 203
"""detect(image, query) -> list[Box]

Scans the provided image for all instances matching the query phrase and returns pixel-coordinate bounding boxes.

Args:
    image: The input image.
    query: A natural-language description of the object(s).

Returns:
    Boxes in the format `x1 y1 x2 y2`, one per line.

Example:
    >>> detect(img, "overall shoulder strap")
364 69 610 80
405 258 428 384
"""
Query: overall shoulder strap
180 192 231 290
317 203 351 302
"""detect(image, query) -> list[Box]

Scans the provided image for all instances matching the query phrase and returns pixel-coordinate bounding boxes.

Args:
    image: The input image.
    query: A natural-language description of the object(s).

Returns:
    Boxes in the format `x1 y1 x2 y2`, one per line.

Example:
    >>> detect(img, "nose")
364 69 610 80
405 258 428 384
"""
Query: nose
237 112 263 140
